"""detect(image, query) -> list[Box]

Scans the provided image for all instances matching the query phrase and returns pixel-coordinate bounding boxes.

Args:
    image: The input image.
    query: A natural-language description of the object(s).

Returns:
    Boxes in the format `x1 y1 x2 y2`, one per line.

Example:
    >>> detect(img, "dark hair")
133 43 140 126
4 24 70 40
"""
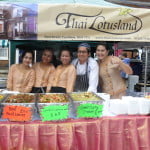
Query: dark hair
43 47 54 54
21 50 34 63
133 49 138 52
78 43 91 53
122 53 127 58
59 45 73 58
96 42 109 51
43 47 61 67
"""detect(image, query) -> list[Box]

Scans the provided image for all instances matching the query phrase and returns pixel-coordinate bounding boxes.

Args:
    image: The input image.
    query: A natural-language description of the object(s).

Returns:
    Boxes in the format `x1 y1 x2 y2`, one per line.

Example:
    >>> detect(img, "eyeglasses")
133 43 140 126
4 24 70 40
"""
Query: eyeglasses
77 51 88 54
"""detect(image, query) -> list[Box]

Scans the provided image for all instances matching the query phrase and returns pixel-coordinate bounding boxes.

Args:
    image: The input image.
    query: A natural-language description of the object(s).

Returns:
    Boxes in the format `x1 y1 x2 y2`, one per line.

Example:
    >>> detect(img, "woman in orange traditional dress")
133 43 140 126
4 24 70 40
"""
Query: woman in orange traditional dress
7 50 35 93
96 42 133 99
50 46 76 93
32 48 55 93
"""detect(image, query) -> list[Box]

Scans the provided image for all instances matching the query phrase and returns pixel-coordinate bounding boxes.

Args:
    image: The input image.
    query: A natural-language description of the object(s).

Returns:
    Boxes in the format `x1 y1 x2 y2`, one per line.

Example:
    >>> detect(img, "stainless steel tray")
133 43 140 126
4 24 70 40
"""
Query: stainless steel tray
68 92 105 118
0 94 9 103
68 92 104 103
0 93 37 121
36 93 74 119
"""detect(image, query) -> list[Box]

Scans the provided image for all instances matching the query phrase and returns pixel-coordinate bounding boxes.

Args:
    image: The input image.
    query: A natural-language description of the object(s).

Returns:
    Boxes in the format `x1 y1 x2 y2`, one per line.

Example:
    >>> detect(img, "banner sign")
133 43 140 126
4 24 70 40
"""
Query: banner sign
77 103 103 118
38 4 150 41
40 105 69 121
0 3 150 41
2 105 32 121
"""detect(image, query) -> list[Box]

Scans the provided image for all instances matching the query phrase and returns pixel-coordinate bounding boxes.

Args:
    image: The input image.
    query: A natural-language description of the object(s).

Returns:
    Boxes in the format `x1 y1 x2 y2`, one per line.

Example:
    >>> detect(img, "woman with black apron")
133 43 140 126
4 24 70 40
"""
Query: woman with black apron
74 61 89 92
50 46 76 93
31 48 55 93
72 43 99 93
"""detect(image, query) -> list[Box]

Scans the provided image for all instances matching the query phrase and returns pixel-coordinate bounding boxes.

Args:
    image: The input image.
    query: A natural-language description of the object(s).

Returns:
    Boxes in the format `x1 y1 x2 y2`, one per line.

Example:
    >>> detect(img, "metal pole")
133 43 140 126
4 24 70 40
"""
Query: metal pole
8 40 11 68
143 46 149 95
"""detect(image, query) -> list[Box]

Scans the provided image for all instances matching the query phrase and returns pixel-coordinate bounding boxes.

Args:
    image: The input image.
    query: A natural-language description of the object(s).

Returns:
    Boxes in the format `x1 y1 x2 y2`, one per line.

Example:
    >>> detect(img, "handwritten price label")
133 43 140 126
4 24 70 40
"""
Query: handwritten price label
2 105 32 121
77 103 103 118
40 105 69 121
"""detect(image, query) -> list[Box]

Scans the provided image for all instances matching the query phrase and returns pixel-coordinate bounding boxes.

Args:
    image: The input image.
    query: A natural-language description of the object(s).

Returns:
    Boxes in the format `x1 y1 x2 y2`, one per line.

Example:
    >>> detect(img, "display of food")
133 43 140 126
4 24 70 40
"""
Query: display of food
70 92 102 101
39 94 69 103
145 95 150 99
5 94 35 103
0 94 4 101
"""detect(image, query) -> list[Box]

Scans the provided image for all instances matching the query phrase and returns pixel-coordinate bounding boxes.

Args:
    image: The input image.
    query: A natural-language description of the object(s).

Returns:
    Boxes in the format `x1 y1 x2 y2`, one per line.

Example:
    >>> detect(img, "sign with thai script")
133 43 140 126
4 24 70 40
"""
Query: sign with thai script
77 103 103 118
2 105 32 121
40 105 69 121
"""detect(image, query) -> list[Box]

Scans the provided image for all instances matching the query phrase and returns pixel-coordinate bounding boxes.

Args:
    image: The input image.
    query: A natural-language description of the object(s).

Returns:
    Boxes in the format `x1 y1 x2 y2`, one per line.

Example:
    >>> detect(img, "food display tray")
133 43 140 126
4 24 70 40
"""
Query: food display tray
0 93 37 120
68 92 105 118
36 93 75 119
69 92 104 102
0 94 9 103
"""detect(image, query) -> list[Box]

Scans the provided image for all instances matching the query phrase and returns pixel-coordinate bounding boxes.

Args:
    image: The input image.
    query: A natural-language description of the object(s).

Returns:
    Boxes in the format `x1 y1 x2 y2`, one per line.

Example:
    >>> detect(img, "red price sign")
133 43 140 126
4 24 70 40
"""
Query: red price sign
2 105 32 121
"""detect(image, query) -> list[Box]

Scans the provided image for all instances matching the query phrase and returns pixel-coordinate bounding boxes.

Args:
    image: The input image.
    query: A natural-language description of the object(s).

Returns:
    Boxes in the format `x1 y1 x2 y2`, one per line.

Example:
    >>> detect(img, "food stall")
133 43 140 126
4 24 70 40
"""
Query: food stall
0 3 150 150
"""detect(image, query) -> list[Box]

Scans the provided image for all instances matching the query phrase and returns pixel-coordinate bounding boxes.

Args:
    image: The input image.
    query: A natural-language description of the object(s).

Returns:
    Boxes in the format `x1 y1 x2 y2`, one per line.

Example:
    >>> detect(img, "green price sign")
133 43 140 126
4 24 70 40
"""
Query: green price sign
77 103 103 118
40 105 69 121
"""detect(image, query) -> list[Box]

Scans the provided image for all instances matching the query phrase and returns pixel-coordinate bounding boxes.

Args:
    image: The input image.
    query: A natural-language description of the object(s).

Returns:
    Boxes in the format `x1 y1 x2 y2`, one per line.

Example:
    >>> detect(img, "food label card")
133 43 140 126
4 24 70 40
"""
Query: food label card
77 103 103 118
2 105 32 121
40 105 69 121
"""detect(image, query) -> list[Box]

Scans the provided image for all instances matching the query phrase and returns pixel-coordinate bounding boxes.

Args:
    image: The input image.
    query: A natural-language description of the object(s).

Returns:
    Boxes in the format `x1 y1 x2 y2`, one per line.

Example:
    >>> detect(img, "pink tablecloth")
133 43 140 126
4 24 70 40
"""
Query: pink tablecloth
0 116 150 150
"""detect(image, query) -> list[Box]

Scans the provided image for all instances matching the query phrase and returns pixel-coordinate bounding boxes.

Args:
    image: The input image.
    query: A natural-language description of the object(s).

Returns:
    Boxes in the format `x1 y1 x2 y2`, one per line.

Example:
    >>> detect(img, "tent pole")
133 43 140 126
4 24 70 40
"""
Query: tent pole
144 46 149 95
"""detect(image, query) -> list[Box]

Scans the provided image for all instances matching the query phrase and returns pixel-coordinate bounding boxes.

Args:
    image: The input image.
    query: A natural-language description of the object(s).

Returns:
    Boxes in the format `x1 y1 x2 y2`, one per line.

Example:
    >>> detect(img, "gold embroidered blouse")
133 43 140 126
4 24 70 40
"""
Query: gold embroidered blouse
52 64 76 92
7 64 35 93
99 56 126 98
33 62 55 92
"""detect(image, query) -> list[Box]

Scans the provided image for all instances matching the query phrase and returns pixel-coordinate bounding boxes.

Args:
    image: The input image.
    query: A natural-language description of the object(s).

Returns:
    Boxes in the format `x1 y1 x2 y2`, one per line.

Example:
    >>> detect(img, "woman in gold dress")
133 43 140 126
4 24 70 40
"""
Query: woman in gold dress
50 46 76 93
7 50 35 93
96 42 133 99
32 48 55 93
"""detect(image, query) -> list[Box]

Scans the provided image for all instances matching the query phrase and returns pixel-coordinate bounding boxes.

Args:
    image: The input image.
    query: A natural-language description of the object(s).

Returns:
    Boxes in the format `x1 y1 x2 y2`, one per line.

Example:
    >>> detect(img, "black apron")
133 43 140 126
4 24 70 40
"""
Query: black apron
31 87 46 93
50 87 66 93
74 61 89 92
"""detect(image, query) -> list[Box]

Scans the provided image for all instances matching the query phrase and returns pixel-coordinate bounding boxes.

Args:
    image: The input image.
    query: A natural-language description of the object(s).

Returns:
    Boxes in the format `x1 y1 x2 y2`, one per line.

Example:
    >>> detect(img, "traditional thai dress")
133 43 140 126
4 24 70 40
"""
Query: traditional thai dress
7 64 35 93
99 56 126 99
51 64 76 93
32 62 55 93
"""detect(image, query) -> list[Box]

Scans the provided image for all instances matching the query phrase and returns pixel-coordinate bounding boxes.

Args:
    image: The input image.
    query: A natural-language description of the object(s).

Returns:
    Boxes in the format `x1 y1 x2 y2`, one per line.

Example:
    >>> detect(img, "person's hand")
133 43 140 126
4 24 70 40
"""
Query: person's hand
111 56 122 65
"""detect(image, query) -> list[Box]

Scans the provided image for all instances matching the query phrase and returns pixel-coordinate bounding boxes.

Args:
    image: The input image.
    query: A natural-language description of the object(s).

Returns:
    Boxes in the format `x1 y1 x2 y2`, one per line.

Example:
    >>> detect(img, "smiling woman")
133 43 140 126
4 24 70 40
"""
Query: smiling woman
96 42 133 99
32 48 55 93
50 46 76 93
7 50 35 93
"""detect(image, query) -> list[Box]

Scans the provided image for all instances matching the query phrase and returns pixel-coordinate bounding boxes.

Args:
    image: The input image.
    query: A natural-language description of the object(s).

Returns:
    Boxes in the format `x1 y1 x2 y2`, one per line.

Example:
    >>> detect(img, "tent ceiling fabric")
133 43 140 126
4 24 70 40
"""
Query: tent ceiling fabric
105 0 150 8
117 42 150 49
0 0 122 7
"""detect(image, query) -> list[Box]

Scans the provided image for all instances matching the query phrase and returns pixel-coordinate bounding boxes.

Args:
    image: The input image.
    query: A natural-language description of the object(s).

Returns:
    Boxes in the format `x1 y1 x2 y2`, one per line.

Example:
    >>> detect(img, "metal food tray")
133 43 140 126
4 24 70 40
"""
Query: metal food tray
36 93 75 119
68 92 105 118
68 92 105 103
0 94 10 118
0 94 9 103
0 93 37 121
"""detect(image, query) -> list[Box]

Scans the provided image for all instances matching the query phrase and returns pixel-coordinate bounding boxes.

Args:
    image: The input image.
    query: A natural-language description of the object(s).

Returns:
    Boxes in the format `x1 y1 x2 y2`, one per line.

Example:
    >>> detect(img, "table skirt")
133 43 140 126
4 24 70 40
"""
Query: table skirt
0 116 149 150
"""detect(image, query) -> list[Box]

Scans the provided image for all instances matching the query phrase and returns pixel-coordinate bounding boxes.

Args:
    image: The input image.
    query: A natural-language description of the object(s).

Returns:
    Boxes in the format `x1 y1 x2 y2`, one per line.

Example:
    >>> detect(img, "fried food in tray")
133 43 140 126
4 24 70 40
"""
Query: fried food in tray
5 94 35 103
0 94 5 101
69 92 103 101
39 94 69 103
